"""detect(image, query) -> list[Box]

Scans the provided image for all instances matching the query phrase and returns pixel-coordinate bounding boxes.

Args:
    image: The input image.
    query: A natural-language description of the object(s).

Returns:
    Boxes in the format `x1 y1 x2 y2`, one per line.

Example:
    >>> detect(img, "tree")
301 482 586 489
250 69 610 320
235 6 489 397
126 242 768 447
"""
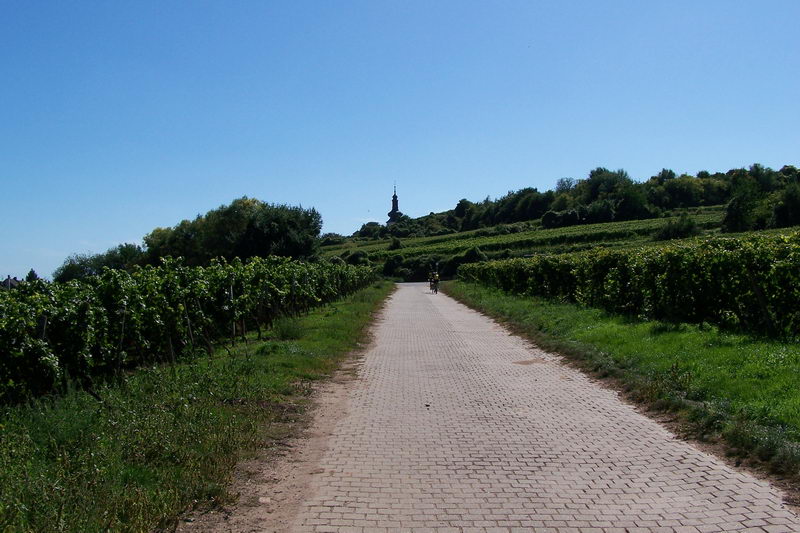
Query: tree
53 253 99 282
586 200 615 223
454 199 472 218
749 163 779 192
771 183 800 228
663 177 703 207
354 222 383 239
555 177 577 194
699 178 729 206
652 168 676 185
25 269 40 282
614 184 650 221
722 195 756 232
140 197 322 264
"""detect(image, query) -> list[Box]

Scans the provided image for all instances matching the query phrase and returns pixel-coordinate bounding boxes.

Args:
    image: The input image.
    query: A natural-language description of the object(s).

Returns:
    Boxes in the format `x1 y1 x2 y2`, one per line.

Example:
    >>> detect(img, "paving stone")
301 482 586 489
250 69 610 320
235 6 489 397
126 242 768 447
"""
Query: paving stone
291 283 800 532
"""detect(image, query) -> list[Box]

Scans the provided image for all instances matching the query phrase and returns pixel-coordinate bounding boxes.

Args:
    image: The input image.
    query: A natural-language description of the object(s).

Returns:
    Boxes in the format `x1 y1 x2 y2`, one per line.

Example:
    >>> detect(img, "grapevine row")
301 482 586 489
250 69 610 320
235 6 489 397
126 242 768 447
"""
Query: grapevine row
0 257 375 404
458 232 800 336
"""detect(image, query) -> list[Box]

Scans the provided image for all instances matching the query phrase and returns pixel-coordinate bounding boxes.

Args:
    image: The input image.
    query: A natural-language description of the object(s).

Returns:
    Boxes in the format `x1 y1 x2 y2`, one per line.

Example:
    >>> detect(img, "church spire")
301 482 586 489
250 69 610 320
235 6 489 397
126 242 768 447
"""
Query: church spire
387 183 401 224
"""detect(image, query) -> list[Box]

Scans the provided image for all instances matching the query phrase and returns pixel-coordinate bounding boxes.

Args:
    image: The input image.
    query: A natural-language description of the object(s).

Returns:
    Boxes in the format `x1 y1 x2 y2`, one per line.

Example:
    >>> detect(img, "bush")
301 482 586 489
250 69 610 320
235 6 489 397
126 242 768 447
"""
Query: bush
344 250 370 266
541 211 561 229
442 247 488 277
653 214 700 241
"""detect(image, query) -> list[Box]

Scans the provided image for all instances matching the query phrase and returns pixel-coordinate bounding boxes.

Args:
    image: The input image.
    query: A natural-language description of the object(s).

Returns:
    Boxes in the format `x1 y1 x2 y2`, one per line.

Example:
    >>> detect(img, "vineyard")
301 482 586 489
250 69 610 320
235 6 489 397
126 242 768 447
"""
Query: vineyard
0 257 375 404
458 231 800 336
327 208 725 264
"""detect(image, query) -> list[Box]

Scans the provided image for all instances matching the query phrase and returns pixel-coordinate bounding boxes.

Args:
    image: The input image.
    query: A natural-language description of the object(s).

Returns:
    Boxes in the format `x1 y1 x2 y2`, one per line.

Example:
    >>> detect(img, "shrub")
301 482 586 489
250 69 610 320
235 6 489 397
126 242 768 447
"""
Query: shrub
653 214 700 241
541 211 561 229
344 250 370 266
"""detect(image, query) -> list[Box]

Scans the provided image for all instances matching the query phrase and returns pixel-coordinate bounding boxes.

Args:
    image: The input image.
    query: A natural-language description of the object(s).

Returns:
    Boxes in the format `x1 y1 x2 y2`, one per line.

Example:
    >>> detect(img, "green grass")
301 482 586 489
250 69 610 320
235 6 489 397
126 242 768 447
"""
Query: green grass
0 281 394 533
443 280 800 475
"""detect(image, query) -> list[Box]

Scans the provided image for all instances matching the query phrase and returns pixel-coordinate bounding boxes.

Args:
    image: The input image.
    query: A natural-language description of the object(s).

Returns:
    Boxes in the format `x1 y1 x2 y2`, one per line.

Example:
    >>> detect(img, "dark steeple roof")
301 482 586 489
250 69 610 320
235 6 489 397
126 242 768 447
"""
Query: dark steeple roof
387 184 402 224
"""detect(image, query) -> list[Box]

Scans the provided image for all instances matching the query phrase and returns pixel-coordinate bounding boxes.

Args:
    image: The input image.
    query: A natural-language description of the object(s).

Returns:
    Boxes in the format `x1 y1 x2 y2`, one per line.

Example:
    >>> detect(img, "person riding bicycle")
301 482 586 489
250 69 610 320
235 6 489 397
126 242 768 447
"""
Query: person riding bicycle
432 271 440 294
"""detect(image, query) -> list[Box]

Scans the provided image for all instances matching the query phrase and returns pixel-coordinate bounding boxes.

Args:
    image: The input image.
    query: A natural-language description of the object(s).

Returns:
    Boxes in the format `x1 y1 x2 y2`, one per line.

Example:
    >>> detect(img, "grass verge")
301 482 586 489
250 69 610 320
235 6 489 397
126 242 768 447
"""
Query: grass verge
0 281 394 533
443 280 800 478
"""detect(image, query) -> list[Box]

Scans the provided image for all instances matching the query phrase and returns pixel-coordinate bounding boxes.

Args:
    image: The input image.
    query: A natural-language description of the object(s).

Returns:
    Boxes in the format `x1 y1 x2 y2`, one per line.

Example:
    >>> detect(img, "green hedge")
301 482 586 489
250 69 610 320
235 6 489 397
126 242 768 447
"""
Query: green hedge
0 257 375 403
458 232 800 335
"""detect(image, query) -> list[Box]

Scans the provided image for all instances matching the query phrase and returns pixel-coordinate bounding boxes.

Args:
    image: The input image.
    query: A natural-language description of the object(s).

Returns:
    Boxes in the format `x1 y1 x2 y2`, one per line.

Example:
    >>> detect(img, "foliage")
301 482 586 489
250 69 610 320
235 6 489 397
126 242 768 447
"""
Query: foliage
339 163 792 243
0 281 392 532
271 316 304 340
342 164 765 242
441 246 487 277
53 198 323 281
722 195 757 233
142 197 322 266
325 209 726 282
772 182 800 229
381 254 405 277
320 232 346 246
720 165 800 233
653 213 700 241
458 232 800 336
53 243 144 282
353 221 384 239
361 211 722 263
0 258 375 404
342 249 370 266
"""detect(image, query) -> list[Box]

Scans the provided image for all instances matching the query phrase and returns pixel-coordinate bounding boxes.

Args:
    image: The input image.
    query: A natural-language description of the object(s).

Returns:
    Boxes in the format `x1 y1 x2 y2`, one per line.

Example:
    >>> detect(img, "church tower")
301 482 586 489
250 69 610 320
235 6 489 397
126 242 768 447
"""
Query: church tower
387 185 402 224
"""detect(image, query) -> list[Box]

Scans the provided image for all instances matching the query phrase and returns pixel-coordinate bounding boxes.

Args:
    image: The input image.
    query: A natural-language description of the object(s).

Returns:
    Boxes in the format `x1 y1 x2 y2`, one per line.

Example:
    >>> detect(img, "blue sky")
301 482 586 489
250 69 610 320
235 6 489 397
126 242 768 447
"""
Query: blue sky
2 1 798 278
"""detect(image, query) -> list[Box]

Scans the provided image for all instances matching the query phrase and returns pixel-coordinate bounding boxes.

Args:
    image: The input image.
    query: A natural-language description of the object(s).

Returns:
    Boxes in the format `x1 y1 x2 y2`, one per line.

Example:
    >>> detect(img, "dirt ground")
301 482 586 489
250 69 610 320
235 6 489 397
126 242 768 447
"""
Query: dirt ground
175 357 361 533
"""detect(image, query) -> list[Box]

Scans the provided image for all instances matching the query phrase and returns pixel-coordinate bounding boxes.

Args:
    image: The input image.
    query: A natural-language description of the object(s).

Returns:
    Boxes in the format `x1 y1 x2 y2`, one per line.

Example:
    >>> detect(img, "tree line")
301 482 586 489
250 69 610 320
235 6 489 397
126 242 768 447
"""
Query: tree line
348 164 800 240
53 197 322 282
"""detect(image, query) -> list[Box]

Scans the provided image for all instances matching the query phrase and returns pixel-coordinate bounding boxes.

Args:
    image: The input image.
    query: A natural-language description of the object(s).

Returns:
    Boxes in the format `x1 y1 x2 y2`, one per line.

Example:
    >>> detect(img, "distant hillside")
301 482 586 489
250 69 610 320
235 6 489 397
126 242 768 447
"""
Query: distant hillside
343 163 798 241
326 162 800 281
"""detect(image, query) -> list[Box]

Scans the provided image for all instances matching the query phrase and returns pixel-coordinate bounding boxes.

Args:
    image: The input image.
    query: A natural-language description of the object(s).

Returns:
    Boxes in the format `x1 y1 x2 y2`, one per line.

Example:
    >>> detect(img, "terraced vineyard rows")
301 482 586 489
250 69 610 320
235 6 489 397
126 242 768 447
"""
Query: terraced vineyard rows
327 209 724 262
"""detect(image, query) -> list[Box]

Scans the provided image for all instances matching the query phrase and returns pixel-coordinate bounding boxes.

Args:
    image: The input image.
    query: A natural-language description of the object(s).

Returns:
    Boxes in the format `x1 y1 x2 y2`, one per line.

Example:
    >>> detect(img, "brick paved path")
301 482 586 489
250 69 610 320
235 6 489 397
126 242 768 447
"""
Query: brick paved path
291 283 800 532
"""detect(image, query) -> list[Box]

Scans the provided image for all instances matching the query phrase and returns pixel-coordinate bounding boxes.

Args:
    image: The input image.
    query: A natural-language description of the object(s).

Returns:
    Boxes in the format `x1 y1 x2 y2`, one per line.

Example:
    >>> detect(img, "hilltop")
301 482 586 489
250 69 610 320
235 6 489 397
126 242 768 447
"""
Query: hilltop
324 163 800 280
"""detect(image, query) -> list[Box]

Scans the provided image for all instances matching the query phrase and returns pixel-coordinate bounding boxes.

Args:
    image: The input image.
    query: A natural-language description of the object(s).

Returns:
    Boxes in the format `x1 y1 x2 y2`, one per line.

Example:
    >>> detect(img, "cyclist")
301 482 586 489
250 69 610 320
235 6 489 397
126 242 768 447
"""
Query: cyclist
432 271 440 294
